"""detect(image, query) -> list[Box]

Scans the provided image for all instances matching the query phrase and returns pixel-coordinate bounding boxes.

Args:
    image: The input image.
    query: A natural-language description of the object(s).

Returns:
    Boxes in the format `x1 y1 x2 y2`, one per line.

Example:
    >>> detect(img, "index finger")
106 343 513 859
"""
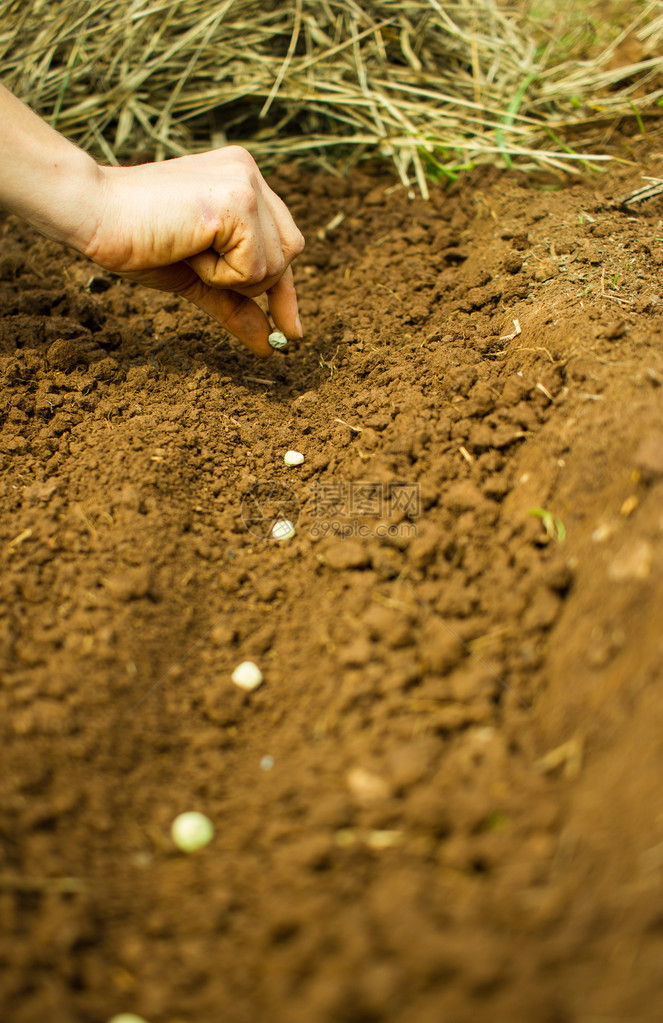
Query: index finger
267 266 303 341
183 279 274 358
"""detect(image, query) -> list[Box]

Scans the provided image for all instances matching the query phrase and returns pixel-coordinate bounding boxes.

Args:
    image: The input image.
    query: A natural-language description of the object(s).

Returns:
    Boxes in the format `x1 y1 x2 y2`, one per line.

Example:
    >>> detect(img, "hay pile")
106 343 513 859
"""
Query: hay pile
2 0 662 195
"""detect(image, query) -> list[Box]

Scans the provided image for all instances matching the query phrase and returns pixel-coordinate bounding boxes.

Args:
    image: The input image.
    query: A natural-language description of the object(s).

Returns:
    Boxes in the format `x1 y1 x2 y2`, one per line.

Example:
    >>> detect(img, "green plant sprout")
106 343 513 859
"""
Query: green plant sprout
496 72 538 169
628 100 647 137
480 811 511 833
529 507 566 542
419 145 475 184
543 126 605 174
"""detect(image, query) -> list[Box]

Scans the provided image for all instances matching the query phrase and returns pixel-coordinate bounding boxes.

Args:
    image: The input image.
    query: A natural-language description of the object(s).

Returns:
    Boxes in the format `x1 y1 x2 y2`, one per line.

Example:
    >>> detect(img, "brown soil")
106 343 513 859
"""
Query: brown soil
1 133 663 1023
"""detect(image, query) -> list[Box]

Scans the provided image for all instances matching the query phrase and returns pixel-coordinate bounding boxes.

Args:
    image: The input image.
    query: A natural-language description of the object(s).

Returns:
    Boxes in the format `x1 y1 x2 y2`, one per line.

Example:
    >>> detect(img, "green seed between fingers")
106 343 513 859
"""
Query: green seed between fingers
268 330 288 350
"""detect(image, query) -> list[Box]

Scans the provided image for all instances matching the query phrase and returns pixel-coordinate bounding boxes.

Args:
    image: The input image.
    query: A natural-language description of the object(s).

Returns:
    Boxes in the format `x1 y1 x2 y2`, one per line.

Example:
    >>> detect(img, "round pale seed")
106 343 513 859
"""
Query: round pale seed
268 330 288 350
231 660 264 691
272 519 295 541
108 1016 150 1023
171 811 214 852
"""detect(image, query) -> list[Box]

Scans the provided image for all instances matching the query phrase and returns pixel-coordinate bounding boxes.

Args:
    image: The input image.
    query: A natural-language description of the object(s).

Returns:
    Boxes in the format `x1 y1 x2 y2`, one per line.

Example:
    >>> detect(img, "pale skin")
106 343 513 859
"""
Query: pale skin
0 83 305 358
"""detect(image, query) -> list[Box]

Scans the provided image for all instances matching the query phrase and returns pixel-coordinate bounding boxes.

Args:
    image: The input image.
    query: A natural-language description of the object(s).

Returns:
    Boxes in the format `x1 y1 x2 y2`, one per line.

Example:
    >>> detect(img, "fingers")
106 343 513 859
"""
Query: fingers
127 259 301 357
183 280 274 359
187 274 303 355
185 258 303 347
263 186 306 265
185 249 282 298
267 266 303 340
186 221 304 345
186 187 304 295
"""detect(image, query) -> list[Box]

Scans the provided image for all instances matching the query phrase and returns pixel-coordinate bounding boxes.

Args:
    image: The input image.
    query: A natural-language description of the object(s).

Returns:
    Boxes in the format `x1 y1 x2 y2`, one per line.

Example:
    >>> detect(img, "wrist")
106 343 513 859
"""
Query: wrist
28 145 104 255
81 164 134 271
0 83 104 255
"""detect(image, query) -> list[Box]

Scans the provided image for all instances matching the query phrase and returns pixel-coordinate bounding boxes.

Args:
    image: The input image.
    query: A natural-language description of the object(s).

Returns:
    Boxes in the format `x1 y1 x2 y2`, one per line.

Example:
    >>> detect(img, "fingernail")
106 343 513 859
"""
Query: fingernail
295 314 303 338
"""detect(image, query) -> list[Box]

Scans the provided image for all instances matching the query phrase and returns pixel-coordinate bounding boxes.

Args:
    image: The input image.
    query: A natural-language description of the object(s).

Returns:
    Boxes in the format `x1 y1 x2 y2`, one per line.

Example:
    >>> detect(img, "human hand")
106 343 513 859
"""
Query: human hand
84 147 305 358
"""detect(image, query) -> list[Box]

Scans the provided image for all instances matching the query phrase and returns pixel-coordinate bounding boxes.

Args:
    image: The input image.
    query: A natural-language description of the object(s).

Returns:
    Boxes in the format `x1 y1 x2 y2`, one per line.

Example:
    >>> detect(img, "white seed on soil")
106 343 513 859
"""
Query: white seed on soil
608 538 653 581
365 830 403 850
171 811 214 852
268 330 288 350
272 519 295 541
108 1016 150 1023
231 660 264 691
346 767 391 804
284 450 304 467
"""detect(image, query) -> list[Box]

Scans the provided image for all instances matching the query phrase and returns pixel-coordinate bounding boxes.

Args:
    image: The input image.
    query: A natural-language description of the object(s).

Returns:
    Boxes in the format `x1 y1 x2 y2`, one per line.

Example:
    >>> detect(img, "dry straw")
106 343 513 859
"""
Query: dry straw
2 0 662 195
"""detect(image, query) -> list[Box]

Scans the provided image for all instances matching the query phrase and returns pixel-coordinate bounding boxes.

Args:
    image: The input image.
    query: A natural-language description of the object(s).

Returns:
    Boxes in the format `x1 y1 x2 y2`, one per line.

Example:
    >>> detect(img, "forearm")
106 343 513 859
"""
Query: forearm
0 82 101 252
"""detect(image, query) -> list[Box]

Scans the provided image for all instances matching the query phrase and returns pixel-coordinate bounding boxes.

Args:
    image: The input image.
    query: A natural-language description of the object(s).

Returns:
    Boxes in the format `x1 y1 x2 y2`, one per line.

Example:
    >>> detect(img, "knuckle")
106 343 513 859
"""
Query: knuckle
267 259 286 280
224 144 253 165
282 228 305 262
238 259 267 286
236 181 260 215
205 267 221 287
200 257 224 287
